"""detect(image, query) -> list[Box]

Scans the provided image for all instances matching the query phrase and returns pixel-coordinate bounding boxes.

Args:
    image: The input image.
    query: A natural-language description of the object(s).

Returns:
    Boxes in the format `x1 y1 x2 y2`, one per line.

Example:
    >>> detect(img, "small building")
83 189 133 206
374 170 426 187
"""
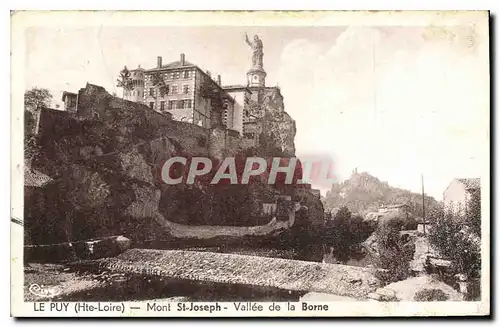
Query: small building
25 166 54 189
443 178 481 214
61 91 78 113
222 84 252 136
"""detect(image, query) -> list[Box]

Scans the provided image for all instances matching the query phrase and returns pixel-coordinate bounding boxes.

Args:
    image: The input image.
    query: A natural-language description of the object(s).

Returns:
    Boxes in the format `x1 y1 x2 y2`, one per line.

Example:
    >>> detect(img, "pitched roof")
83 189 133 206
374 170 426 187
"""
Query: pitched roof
382 204 409 209
457 178 480 190
25 167 54 188
145 60 196 72
144 60 235 101
222 85 252 93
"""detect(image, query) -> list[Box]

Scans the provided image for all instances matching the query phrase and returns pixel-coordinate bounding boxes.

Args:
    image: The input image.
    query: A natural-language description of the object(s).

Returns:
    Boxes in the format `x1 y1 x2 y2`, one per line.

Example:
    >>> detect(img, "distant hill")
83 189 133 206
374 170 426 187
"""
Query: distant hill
321 171 440 218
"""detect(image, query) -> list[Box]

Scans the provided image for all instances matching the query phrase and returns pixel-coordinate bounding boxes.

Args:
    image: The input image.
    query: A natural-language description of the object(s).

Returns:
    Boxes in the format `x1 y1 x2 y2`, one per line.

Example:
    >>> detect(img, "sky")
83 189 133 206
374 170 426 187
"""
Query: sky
24 23 489 200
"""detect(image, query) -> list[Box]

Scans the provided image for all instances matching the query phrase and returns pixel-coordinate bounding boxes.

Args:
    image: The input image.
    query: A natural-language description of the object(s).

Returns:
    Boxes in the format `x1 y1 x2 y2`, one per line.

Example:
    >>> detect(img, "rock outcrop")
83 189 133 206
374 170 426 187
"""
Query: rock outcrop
247 87 296 157
368 275 463 301
26 84 323 247
260 87 296 157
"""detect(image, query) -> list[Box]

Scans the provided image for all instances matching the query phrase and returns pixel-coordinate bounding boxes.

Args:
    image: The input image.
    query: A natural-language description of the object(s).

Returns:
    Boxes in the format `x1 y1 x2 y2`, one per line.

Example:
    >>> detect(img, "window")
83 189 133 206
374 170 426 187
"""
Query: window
149 88 154 96
184 99 192 109
149 102 154 110
183 71 190 79
171 85 178 94
160 101 165 111
183 85 190 94
168 100 176 110
173 71 180 79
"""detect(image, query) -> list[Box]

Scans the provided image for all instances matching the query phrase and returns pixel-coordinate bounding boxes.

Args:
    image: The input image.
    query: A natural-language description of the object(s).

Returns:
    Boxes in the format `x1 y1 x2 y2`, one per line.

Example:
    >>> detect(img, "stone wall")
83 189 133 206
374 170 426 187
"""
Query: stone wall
36 108 70 138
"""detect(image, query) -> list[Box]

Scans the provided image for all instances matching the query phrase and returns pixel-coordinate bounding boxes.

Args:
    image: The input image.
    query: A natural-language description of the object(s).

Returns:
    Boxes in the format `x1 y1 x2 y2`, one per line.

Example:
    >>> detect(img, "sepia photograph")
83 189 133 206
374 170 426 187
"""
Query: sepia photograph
10 10 490 317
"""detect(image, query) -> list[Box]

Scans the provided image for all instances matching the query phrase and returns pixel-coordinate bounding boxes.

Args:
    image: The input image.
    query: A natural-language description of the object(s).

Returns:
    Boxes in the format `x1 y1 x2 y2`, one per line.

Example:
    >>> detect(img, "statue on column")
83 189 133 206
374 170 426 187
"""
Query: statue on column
245 33 264 69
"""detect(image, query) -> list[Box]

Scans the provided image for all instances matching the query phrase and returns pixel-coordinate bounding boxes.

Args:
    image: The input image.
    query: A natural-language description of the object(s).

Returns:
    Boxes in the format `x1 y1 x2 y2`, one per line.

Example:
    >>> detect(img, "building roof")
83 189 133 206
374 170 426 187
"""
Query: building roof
25 166 54 188
457 178 481 190
222 84 252 93
145 60 196 72
383 204 409 209
144 59 235 102
130 65 145 71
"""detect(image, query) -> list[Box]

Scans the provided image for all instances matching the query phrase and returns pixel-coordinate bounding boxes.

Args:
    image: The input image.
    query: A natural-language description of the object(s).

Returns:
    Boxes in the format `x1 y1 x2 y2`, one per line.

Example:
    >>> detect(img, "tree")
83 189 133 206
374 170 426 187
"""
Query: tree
116 66 133 99
465 189 481 237
200 79 227 127
25 87 52 114
150 71 168 111
24 88 52 160
374 217 414 285
428 193 481 281
324 206 375 263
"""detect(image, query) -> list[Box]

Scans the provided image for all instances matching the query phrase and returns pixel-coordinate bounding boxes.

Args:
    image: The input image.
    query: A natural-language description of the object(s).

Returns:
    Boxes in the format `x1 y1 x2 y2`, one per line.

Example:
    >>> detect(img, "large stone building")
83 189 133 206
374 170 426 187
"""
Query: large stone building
123 54 237 132
443 178 481 214
119 35 296 155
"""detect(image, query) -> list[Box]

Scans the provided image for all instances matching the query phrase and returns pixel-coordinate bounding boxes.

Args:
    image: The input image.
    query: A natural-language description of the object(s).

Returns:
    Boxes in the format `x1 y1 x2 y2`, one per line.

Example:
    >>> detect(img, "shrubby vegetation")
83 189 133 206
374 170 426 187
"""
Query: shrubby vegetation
414 288 449 301
324 206 375 262
374 216 415 285
25 88 53 160
278 206 376 262
428 190 481 281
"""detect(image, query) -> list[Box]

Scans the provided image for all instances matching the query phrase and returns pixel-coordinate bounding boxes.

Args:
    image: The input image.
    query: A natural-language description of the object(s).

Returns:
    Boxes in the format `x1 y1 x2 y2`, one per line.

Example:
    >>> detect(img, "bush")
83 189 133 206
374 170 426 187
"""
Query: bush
403 215 418 230
428 200 481 280
323 206 375 263
374 220 414 285
414 288 449 301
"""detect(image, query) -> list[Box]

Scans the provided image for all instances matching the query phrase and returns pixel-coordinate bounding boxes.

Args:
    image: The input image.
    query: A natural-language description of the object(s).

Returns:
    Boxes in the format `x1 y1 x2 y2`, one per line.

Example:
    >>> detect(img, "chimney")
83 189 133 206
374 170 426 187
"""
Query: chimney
217 75 221 86
206 70 211 78
157 56 162 68
180 53 185 66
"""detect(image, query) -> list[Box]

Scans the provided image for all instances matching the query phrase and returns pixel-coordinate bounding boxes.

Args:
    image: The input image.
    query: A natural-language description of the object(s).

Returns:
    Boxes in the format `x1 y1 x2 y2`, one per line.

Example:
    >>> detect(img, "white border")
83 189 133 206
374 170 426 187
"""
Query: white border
5 4 495 322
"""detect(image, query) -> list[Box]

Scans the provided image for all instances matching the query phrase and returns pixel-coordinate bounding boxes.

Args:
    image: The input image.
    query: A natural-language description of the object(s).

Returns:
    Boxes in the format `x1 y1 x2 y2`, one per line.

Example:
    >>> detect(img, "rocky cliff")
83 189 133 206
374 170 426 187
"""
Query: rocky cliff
26 84 323 247
248 87 296 157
